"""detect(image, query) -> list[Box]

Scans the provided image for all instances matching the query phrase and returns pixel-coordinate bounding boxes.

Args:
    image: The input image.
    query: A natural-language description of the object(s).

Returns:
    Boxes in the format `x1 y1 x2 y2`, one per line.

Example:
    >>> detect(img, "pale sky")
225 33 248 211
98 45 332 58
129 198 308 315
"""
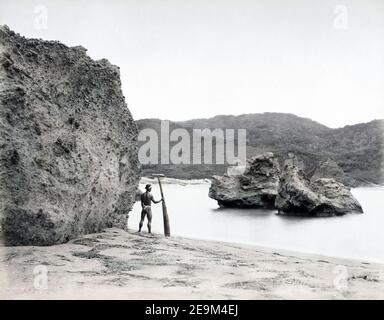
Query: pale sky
1 0 384 128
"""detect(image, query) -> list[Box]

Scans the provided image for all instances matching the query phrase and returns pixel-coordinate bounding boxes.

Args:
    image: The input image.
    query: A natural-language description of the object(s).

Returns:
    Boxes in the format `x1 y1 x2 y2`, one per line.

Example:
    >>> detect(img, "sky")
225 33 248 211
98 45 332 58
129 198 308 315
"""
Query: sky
1 0 384 128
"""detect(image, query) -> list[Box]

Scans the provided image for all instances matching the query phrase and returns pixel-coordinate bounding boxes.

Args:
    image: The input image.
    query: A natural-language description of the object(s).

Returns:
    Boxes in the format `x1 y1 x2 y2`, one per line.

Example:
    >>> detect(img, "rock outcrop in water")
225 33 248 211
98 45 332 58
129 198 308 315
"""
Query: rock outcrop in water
275 163 363 216
310 158 358 187
0 26 140 245
208 152 280 208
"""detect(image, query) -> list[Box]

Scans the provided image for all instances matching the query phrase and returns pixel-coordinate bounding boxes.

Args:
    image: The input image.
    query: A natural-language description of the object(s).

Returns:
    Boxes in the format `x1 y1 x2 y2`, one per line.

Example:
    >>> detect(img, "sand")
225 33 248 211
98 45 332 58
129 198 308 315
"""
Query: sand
1 228 383 300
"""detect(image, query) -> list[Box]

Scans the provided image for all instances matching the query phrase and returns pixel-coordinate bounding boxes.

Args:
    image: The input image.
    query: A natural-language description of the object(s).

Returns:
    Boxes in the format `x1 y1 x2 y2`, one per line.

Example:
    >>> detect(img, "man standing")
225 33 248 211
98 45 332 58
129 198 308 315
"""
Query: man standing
139 184 163 233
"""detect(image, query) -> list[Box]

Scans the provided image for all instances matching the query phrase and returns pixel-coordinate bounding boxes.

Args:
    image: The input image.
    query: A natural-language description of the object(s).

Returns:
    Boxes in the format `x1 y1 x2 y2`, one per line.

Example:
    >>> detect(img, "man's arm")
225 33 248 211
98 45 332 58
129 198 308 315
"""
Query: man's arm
140 194 145 208
151 194 163 204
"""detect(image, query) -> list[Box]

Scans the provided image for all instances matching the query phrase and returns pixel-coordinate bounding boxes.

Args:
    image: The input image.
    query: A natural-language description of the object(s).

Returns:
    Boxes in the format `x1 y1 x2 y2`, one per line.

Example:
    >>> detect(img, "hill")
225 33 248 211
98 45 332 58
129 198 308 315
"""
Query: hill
136 113 383 186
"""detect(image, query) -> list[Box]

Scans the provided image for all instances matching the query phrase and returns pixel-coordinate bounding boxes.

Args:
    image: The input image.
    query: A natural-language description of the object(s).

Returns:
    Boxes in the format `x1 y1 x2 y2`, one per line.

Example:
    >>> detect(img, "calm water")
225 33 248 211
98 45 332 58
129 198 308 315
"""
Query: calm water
130 183 384 263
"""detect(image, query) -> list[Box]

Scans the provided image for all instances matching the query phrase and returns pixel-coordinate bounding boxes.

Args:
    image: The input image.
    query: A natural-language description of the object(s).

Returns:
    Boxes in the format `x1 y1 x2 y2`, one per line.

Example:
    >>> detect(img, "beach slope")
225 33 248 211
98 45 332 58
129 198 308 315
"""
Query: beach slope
1 228 383 299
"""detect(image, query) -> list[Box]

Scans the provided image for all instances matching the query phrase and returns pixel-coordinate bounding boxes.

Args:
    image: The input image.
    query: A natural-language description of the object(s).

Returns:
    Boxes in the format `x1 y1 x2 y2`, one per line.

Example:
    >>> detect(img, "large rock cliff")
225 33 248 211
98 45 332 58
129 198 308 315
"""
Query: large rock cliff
0 26 140 245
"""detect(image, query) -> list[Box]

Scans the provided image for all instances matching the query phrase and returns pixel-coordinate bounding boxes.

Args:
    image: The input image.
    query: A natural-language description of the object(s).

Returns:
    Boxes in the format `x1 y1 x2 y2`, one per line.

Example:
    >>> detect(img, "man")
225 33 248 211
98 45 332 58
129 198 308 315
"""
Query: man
139 184 163 233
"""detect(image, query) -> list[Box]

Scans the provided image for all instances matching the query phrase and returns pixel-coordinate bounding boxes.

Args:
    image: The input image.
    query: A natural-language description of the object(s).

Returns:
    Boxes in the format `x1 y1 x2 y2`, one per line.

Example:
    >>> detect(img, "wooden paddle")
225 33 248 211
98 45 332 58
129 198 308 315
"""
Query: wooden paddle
152 174 171 237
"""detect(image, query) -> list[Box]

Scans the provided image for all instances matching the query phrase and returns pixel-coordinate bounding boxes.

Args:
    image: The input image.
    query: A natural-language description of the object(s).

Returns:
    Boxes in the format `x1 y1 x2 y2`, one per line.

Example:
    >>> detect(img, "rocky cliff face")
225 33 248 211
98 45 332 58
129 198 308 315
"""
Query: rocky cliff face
209 152 280 208
275 163 363 216
0 26 140 245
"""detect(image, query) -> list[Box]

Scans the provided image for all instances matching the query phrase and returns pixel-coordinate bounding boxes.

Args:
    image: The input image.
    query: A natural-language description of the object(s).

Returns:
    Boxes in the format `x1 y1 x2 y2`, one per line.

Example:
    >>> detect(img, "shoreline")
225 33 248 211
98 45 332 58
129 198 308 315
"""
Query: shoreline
139 177 211 186
162 232 384 266
1 228 383 299
139 176 384 189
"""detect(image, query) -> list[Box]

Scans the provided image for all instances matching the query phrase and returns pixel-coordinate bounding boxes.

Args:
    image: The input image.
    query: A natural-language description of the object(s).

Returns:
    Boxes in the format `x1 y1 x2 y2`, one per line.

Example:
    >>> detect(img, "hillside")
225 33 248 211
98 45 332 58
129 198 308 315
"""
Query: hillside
136 113 383 186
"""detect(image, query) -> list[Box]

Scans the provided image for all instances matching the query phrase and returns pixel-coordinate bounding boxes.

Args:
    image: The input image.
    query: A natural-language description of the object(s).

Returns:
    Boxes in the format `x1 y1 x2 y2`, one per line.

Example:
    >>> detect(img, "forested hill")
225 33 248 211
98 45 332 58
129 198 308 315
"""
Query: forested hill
136 113 383 186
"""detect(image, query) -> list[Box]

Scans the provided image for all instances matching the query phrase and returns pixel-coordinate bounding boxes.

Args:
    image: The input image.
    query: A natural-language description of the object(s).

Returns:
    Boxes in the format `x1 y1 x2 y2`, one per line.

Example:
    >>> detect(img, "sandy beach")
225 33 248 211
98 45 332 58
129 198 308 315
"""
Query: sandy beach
1 228 383 300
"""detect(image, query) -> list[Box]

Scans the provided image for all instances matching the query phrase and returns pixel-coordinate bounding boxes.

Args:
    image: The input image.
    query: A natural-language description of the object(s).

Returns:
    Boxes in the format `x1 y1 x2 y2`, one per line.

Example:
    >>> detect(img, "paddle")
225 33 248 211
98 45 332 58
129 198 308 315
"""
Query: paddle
152 174 171 237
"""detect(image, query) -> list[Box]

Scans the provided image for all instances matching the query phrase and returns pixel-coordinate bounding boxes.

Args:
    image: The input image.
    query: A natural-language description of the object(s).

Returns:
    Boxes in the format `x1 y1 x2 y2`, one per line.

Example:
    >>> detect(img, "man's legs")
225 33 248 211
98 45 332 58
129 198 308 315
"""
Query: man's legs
147 208 153 233
139 208 147 232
